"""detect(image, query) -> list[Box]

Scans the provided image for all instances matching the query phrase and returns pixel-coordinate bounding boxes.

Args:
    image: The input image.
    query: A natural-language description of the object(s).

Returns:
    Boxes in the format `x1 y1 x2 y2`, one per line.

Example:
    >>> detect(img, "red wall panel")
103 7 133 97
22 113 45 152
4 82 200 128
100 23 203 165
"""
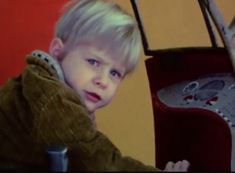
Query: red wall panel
0 0 68 84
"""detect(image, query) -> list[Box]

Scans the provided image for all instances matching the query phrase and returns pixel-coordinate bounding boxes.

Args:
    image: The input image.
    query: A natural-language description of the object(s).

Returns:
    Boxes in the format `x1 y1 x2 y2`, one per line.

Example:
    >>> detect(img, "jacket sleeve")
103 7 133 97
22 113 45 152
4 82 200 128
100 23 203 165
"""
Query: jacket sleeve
22 65 161 171
37 90 160 171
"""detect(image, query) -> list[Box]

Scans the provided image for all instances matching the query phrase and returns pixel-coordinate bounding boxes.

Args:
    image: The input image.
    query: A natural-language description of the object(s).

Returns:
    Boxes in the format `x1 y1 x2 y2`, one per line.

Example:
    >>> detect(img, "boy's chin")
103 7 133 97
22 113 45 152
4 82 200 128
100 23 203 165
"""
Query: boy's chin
86 105 98 114
85 100 110 114
87 109 94 114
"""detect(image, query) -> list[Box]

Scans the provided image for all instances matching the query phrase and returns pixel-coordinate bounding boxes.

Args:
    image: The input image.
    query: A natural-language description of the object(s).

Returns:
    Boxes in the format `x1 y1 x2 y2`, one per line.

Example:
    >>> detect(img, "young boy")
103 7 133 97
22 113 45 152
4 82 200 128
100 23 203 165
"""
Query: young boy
0 0 189 171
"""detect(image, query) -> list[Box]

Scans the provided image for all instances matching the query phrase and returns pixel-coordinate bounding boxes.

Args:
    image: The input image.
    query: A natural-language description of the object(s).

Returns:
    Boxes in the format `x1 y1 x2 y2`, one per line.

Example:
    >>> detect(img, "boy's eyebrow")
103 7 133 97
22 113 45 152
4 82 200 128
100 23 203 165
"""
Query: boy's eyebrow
90 54 105 64
88 51 126 73
87 51 107 64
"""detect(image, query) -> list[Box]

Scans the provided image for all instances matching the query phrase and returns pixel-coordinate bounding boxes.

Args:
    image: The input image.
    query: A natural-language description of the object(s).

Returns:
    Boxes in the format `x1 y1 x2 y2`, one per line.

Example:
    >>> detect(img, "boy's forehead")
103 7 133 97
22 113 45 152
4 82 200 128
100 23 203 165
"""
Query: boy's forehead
75 40 111 51
74 41 118 58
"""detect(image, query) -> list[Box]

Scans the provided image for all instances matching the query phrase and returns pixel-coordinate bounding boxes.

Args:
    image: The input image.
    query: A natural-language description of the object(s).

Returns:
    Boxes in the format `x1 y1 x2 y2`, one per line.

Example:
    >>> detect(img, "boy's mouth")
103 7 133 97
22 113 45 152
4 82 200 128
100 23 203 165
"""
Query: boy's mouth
84 91 101 103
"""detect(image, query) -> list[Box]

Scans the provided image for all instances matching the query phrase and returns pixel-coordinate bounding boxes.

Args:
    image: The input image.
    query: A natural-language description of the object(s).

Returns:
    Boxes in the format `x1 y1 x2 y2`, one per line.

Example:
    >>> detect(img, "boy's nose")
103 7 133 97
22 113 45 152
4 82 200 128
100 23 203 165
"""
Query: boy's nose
93 73 108 90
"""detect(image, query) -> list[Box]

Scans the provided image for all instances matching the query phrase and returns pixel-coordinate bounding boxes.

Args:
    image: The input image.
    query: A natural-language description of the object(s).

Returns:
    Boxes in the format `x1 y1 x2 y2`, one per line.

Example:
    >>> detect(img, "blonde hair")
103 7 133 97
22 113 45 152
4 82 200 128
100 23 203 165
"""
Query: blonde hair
55 0 142 74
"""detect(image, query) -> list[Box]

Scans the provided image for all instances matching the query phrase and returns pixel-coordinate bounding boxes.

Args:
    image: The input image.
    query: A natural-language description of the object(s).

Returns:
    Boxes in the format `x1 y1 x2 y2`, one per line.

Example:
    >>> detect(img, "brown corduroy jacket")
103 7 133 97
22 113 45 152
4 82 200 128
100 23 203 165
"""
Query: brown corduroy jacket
0 53 160 171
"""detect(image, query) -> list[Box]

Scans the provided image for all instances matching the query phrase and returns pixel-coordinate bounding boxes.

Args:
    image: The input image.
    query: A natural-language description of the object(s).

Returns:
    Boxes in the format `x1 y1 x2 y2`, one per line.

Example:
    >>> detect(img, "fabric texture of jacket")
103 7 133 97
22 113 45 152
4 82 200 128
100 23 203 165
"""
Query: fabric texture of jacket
0 51 160 171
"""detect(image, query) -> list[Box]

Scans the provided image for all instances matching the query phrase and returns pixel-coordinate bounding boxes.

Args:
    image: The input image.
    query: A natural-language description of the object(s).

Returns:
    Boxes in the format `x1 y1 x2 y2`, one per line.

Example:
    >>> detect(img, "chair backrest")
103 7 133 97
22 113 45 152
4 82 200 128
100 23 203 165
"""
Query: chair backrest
145 47 232 171
130 0 234 171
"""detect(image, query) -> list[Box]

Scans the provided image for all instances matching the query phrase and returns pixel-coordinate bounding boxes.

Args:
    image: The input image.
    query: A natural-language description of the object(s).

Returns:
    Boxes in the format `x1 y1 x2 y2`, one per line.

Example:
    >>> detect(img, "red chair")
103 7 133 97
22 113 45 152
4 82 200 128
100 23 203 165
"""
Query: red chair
131 0 233 171
145 48 232 171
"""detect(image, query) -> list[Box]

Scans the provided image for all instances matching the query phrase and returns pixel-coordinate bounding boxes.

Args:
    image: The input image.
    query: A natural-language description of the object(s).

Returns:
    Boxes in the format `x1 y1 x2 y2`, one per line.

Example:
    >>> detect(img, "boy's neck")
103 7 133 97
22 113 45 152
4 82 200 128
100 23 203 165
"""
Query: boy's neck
89 113 97 129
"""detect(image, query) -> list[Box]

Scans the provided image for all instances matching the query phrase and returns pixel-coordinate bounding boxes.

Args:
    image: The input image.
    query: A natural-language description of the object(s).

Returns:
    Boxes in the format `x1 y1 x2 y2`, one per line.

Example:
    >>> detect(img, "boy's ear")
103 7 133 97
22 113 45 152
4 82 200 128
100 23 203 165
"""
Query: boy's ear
49 38 64 59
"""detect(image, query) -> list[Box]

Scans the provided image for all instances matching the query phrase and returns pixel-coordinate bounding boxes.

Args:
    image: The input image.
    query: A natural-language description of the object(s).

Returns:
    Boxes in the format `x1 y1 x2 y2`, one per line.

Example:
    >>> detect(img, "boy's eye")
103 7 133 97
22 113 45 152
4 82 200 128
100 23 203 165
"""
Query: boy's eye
87 59 99 66
110 70 122 79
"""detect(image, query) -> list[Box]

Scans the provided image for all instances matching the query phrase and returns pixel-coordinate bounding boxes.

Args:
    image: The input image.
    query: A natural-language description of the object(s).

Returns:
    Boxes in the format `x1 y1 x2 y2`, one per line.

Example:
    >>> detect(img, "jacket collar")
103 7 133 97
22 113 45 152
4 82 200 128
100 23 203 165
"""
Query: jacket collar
28 50 65 81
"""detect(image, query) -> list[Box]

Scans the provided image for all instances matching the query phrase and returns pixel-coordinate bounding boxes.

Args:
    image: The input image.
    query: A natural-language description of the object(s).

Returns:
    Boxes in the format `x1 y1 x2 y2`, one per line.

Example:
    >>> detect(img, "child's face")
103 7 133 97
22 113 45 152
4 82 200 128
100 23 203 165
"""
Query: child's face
60 43 126 114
